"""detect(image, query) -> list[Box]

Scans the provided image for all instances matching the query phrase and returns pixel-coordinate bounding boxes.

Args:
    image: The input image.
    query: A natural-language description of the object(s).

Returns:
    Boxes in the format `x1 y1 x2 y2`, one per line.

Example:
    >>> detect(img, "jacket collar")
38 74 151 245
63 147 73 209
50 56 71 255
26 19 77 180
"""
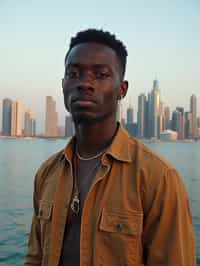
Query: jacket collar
105 124 132 162
61 124 132 164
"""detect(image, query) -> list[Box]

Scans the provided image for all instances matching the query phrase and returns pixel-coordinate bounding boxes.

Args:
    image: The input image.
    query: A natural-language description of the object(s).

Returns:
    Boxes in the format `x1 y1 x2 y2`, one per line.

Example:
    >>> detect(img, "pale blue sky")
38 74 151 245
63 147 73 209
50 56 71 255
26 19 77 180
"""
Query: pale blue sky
0 0 199 133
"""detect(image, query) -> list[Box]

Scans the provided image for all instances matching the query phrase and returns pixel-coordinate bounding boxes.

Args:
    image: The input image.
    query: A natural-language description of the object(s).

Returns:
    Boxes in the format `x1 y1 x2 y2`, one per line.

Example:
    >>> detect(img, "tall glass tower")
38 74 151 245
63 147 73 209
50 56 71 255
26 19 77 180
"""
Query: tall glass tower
150 79 160 138
2 98 12 136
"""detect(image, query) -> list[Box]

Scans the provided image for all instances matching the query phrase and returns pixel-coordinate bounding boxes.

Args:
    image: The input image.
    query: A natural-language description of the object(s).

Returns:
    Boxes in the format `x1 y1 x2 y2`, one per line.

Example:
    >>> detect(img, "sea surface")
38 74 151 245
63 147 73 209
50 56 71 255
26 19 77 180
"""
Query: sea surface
0 138 199 265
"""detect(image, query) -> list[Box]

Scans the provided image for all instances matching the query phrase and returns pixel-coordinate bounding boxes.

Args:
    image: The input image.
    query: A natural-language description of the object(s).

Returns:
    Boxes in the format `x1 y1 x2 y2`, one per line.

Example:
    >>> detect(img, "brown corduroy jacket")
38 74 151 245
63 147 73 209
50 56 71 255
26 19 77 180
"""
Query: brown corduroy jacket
24 126 196 266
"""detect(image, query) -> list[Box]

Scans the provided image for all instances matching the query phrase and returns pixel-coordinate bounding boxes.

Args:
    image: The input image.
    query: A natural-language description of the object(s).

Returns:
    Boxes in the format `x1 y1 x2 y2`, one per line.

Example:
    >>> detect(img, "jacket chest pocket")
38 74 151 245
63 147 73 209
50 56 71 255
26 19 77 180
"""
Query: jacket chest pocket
96 209 143 266
38 200 53 264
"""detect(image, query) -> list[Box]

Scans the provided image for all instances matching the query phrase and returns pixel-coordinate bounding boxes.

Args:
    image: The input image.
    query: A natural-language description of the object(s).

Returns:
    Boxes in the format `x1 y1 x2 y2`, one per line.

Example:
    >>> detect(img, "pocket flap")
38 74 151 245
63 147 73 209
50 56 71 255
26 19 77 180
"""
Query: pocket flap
38 201 53 220
99 209 143 236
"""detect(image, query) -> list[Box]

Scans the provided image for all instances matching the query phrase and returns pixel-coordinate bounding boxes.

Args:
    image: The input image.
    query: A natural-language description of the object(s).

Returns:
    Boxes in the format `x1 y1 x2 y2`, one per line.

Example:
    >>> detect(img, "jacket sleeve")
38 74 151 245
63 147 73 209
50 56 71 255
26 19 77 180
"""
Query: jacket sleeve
142 168 196 266
24 174 42 265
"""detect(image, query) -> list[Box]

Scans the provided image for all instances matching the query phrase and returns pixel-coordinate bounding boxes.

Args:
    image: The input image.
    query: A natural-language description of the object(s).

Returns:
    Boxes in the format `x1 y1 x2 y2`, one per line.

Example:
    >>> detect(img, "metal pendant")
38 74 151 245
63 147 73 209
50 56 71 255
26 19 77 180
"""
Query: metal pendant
71 195 80 214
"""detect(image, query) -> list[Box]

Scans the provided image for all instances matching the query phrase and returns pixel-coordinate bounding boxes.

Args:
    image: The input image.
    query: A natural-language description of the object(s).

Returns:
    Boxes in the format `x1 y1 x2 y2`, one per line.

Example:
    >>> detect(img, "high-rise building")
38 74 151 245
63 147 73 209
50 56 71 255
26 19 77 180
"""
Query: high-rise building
2 98 12 136
137 94 146 138
185 112 192 139
65 115 74 137
163 106 170 130
150 79 161 138
11 99 23 136
45 96 58 137
126 104 134 124
146 93 152 138
172 107 185 140
171 110 179 132
24 109 36 137
125 104 135 137
159 101 164 133
190 94 197 138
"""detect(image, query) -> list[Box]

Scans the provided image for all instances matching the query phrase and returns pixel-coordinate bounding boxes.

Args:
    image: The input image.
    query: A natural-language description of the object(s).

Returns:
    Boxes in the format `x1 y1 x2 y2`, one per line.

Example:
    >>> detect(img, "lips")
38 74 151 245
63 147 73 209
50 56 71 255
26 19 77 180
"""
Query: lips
71 95 96 104
70 95 97 110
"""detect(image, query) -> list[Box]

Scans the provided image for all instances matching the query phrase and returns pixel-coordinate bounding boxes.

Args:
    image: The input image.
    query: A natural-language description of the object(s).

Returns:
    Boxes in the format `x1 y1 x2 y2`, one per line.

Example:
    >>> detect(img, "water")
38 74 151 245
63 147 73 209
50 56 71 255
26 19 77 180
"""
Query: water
0 138 199 265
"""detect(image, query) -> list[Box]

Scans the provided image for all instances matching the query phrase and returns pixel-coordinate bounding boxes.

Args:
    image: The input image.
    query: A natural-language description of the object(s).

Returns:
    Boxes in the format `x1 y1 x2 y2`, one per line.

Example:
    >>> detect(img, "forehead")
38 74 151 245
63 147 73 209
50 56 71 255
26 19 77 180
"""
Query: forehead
65 42 120 70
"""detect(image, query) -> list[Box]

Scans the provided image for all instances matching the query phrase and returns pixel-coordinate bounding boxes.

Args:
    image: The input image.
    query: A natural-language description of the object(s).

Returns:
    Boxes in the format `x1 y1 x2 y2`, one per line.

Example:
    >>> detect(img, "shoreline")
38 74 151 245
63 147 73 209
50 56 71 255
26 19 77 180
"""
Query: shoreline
0 135 199 142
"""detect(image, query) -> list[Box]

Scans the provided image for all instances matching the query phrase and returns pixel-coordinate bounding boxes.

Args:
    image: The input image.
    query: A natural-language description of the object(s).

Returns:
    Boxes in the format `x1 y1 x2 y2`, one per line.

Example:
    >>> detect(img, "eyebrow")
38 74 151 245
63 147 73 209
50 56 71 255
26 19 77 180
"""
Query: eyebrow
66 63 111 69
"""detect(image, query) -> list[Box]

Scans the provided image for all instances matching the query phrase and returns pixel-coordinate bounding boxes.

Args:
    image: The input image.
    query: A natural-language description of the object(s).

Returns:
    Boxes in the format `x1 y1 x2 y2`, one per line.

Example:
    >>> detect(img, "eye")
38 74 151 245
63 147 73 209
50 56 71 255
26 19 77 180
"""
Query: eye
94 71 110 79
65 69 79 79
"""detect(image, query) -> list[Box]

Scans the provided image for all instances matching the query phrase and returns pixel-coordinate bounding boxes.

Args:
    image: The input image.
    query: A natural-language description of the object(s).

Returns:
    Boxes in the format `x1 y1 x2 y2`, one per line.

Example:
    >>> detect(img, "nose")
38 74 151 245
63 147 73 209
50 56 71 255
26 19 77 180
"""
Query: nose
77 71 94 91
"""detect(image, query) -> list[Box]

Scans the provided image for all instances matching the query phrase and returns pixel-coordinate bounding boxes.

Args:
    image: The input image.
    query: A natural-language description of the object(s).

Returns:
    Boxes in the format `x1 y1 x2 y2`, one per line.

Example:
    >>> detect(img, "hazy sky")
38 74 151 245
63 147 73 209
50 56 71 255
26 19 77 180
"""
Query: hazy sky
0 0 199 133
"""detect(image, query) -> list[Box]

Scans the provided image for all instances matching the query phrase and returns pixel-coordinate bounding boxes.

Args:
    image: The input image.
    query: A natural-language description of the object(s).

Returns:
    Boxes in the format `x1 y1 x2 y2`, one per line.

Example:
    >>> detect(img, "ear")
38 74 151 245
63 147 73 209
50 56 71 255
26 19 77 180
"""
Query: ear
117 80 128 100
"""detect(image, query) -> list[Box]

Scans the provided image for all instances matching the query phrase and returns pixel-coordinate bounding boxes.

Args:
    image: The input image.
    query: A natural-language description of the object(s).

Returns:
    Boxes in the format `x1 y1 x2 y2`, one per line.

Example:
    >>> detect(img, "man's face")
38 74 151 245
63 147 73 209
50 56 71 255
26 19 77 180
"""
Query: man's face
62 42 127 125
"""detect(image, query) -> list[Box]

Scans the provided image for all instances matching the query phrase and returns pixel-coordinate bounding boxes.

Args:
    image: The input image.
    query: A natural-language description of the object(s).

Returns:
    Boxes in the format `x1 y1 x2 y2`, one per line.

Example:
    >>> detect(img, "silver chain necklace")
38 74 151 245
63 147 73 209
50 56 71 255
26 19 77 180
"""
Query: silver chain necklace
76 148 106 161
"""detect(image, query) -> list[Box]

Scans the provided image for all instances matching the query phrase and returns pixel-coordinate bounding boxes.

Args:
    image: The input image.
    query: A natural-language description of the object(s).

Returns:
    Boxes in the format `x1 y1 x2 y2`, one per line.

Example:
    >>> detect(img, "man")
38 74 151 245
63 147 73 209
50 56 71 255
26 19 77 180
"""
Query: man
24 29 196 266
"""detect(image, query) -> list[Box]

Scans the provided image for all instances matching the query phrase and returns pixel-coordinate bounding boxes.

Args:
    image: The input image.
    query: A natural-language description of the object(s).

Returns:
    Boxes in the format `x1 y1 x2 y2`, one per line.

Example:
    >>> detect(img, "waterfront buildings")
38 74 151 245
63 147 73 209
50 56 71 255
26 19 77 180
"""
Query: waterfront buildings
150 79 161 138
1 83 199 140
163 106 170 130
190 94 197 138
185 112 193 139
2 98 12 136
125 104 136 136
137 94 146 138
11 99 23 136
45 96 58 137
160 130 178 141
126 104 134 124
24 109 36 137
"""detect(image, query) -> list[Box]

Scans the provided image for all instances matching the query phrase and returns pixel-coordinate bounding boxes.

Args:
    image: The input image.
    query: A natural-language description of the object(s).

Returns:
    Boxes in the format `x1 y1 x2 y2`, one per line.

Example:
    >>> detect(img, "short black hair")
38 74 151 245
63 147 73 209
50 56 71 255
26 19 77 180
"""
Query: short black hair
65 29 128 79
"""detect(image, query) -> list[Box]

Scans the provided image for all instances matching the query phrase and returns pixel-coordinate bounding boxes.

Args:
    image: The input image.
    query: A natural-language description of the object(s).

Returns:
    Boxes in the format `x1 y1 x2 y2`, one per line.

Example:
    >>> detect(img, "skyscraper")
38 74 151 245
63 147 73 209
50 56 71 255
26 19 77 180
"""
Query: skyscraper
24 109 36 137
173 107 185 140
2 98 12 136
190 94 197 138
11 99 23 136
163 106 170 130
125 103 135 136
137 94 146 138
146 93 152 138
185 112 192 139
159 101 164 133
45 96 58 137
126 104 134 124
150 79 161 138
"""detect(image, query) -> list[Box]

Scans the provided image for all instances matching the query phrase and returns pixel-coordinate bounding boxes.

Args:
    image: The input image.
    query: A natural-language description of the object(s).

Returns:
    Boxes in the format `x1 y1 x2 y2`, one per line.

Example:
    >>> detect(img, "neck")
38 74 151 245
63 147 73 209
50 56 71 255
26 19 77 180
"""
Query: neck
75 117 118 157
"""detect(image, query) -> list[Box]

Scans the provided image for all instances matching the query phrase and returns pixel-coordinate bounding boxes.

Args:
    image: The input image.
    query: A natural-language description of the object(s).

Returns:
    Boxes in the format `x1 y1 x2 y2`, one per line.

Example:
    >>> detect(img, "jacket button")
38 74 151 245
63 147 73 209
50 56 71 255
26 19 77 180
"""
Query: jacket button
116 223 122 232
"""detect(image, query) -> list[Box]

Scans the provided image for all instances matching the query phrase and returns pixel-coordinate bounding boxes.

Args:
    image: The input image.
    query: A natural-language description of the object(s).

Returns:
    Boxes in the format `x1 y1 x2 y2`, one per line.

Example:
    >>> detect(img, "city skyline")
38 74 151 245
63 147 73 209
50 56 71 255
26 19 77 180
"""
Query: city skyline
0 79 199 134
0 1 200 133
1 80 199 140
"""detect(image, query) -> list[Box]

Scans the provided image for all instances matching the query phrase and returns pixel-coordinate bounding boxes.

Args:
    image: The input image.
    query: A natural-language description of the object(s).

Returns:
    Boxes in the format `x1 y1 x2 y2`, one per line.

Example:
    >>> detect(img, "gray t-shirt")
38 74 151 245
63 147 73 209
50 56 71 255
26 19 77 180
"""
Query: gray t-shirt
59 156 101 266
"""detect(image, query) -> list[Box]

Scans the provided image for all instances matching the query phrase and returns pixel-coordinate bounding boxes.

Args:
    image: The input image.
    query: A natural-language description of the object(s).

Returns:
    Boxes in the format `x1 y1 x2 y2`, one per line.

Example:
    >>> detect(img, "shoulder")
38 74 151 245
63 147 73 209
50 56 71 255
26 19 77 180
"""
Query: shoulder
127 135 183 191
126 136 189 214
36 149 64 176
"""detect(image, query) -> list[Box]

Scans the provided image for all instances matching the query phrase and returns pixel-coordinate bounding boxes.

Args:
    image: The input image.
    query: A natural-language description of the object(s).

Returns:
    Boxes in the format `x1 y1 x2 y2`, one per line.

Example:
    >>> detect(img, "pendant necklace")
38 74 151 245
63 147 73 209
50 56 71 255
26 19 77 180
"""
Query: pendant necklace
70 149 103 215
71 154 80 214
